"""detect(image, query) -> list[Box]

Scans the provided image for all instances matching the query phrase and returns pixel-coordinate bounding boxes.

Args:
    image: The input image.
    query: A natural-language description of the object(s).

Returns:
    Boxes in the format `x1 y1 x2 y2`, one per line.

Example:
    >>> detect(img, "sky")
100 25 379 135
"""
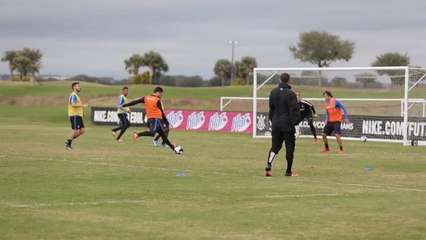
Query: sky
0 0 425 80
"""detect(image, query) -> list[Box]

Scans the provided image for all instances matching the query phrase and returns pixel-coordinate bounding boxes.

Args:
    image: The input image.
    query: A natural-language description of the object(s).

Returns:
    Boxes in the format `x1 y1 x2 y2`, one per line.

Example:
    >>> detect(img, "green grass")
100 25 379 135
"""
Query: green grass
0 80 253 100
1 102 426 239
0 82 425 239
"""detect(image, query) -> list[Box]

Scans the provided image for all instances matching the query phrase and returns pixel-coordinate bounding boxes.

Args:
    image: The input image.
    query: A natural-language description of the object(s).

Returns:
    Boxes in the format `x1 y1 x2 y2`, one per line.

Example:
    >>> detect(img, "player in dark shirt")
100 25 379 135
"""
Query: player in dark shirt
265 73 301 177
296 93 318 144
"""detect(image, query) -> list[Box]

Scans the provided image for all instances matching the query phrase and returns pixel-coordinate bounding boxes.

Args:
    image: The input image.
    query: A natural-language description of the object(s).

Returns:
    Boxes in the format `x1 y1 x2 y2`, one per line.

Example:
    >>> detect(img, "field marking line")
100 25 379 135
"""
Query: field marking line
8 199 146 208
263 193 341 198
296 179 426 193
5 155 426 193
5 156 180 172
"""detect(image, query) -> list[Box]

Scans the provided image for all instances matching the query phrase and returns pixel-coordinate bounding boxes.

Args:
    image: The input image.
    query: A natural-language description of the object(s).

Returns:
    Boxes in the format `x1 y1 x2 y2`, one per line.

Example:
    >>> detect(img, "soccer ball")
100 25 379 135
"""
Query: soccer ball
360 136 367 142
174 145 184 154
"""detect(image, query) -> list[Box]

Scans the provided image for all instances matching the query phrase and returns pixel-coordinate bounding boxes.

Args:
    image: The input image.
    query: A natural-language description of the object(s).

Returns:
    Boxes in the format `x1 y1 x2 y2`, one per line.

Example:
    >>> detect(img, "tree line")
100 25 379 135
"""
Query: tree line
1 31 414 87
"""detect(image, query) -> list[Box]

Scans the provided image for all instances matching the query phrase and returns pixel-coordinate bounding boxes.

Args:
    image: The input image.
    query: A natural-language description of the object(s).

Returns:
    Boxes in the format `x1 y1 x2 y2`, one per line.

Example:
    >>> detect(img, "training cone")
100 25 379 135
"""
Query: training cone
176 172 186 177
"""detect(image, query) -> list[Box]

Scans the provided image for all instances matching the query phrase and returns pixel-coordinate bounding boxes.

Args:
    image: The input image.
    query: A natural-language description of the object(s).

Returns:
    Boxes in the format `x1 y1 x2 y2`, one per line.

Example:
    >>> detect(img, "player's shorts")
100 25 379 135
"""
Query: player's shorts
322 121 341 135
118 113 130 127
161 119 170 131
69 116 85 130
147 118 166 134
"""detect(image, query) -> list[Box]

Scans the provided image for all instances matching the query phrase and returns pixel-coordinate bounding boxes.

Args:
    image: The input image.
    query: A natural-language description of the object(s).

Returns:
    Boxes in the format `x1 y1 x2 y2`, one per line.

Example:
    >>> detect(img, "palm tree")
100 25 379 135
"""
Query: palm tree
213 59 232 86
239 56 257 85
1 50 18 80
143 51 169 84
124 54 145 76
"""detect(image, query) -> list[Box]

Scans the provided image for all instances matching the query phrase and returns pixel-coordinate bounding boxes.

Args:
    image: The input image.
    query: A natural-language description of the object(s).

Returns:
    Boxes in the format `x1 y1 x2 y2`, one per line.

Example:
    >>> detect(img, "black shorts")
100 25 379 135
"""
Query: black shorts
69 116 85 130
147 118 167 134
118 113 130 127
161 119 169 131
323 121 341 135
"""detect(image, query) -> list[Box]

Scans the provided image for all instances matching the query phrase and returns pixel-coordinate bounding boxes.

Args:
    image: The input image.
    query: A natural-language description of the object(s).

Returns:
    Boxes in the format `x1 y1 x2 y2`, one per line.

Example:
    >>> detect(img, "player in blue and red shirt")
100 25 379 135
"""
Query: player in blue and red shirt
321 91 349 154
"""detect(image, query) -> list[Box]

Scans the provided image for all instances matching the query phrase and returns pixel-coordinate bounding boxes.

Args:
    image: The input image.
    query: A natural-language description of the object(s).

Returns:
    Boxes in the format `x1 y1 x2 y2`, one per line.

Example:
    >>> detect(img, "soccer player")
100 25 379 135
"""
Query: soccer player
121 86 182 154
153 98 170 147
112 87 131 142
320 90 349 154
65 82 88 150
296 93 319 144
265 73 301 177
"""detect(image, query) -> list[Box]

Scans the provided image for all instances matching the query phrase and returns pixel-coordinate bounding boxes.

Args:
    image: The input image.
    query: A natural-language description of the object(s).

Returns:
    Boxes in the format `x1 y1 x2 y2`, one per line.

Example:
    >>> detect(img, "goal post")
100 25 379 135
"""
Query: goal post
253 67 426 146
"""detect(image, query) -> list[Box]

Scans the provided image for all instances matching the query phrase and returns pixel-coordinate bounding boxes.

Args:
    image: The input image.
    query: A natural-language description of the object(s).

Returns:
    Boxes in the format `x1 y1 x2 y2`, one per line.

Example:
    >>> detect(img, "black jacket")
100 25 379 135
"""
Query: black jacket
269 83 301 131
299 99 316 117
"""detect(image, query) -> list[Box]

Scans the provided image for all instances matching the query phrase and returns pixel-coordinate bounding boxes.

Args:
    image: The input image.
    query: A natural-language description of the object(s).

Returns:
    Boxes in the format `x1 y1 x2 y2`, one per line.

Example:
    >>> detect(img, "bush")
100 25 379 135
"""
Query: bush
232 78 245 86
12 76 30 82
131 72 150 84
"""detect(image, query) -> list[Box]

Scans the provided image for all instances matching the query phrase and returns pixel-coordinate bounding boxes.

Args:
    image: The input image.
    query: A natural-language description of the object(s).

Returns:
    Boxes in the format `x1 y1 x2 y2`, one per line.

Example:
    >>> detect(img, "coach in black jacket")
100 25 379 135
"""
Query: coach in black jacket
265 73 301 177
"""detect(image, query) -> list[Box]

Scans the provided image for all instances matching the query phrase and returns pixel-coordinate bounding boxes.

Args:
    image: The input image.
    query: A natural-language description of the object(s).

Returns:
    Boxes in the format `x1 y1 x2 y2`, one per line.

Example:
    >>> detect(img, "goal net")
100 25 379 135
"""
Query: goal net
253 67 426 146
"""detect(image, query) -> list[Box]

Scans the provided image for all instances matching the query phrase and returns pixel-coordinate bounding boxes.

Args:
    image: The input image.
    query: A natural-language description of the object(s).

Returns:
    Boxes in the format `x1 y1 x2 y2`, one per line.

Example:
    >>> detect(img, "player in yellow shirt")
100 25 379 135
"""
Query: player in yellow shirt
65 82 88 150
111 87 131 141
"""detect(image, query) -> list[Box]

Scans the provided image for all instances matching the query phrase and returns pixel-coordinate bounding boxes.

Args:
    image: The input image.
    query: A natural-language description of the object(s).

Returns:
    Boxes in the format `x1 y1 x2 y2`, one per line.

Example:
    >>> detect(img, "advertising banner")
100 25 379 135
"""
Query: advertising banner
91 107 147 126
255 112 426 141
91 107 253 133
91 107 425 140
166 110 252 133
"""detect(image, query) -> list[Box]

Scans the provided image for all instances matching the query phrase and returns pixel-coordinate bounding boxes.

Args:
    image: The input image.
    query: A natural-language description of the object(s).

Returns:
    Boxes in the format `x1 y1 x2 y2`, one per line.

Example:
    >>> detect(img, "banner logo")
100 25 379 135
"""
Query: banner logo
231 113 251 132
186 111 206 130
208 112 228 131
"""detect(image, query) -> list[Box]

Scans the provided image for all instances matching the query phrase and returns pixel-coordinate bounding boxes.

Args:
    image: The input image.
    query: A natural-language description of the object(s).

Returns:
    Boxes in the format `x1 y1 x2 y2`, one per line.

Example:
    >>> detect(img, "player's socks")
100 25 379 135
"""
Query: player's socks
325 143 329 149
339 146 343 150
65 140 73 150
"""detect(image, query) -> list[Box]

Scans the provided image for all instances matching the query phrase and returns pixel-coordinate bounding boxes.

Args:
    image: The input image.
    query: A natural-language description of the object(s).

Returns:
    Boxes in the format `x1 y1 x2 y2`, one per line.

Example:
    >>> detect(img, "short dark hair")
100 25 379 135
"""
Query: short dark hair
323 90 333 98
280 73 290 83
71 82 79 89
122 86 128 91
153 86 163 93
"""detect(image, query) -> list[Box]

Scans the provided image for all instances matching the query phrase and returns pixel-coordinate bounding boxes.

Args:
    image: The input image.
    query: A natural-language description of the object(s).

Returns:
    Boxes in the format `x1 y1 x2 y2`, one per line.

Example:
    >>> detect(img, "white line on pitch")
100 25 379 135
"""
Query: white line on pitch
8 155 426 193
7 156 180 172
297 179 426 192
9 199 145 208
263 193 341 198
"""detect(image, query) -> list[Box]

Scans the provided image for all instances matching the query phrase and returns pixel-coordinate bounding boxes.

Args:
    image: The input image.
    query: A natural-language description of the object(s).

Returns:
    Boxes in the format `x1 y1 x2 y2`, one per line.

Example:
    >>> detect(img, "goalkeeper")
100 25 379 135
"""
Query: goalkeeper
296 93 318 144
121 86 181 154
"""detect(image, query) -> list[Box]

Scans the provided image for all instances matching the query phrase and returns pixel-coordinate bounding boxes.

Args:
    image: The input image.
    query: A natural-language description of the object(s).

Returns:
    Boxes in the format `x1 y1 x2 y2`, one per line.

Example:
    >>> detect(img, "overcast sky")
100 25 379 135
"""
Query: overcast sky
0 0 425 79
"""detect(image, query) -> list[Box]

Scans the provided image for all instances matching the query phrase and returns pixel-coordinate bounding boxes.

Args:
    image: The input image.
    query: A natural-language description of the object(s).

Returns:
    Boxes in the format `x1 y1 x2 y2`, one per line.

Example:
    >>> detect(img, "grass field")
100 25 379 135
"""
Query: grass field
1 82 425 239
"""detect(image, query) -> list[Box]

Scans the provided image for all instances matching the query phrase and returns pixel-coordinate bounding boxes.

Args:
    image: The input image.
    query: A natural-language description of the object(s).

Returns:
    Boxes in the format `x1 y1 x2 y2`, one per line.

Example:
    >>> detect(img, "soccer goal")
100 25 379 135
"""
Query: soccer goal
253 67 426 146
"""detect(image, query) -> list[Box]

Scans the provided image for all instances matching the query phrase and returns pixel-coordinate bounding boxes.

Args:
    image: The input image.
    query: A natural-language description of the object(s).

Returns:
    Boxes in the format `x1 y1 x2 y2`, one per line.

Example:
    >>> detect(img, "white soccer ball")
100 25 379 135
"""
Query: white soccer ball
360 136 367 142
174 145 184 154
